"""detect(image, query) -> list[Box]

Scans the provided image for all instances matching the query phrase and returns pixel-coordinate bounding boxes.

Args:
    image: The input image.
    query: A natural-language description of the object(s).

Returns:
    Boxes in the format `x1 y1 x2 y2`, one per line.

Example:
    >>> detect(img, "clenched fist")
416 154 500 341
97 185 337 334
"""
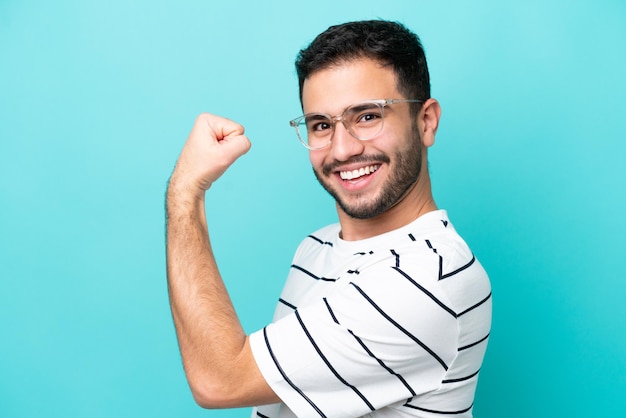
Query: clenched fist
168 113 251 199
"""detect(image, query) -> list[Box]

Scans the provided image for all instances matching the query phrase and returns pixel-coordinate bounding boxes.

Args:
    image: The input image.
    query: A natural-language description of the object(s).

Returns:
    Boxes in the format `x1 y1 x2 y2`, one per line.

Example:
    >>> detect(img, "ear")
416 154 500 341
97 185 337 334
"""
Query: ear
418 98 441 148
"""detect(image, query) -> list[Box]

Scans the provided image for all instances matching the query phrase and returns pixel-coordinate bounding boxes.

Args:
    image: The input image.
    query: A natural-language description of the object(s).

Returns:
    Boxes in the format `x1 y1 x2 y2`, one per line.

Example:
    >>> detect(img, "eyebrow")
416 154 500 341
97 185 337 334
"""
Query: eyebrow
348 102 380 113
304 114 330 122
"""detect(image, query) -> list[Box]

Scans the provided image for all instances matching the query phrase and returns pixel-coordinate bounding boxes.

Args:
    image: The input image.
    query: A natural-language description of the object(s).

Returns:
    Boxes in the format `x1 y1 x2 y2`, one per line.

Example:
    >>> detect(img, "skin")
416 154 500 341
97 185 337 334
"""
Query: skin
165 57 441 408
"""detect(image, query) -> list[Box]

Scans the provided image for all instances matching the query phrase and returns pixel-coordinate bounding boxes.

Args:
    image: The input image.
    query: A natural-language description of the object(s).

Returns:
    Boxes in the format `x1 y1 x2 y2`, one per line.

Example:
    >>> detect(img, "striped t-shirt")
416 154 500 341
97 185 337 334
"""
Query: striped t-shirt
250 210 492 418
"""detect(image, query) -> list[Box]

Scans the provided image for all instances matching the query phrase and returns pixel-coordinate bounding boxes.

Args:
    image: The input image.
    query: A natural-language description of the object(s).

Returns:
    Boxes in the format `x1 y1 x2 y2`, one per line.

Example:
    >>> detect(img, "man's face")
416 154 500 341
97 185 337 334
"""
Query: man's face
302 58 423 220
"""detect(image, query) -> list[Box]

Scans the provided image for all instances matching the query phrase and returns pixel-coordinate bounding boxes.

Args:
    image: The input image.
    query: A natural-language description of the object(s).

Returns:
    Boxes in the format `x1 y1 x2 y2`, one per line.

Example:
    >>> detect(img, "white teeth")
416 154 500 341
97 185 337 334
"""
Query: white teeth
340 165 379 180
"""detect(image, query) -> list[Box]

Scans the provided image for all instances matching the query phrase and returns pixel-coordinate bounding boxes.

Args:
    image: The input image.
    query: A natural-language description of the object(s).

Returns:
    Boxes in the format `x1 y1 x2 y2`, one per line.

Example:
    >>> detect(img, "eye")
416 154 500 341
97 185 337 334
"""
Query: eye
357 112 382 124
307 122 330 132
305 116 332 134
312 122 331 131
347 103 384 126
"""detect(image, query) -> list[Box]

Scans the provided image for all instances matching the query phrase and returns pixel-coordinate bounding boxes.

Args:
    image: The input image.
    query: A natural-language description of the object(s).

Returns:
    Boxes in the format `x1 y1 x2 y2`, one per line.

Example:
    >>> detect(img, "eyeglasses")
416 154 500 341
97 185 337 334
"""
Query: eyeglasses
289 99 422 150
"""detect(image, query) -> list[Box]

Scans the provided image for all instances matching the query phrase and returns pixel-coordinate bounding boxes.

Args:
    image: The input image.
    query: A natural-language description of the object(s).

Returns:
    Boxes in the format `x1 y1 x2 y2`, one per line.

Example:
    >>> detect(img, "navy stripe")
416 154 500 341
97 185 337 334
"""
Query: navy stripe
256 412 270 418
458 292 492 317
438 255 443 280
348 328 416 397
425 240 478 282
307 235 333 246
392 266 457 318
425 239 438 253
424 240 444 280
294 310 375 411
441 255 476 280
291 264 337 282
404 401 474 415
390 249 400 268
323 298 339 324
459 333 490 351
324 297 416 397
262 327 325 417
442 369 480 384
278 298 297 310
350 282 449 371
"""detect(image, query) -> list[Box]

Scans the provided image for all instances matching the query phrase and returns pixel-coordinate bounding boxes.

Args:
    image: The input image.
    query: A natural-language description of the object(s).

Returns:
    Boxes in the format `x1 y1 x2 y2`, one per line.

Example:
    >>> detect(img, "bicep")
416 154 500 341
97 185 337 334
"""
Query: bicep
249 274 457 417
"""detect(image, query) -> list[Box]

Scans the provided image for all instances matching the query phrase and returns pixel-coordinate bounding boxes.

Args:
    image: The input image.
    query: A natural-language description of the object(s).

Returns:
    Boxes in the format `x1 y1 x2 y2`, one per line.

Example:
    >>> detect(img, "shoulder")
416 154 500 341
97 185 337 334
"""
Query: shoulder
351 211 490 311
290 223 340 259
306 223 340 245
400 210 477 273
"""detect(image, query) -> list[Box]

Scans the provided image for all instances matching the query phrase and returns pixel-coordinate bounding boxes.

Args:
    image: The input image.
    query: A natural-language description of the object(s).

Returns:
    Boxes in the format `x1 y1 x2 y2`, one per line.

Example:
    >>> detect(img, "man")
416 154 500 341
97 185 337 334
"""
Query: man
166 20 492 417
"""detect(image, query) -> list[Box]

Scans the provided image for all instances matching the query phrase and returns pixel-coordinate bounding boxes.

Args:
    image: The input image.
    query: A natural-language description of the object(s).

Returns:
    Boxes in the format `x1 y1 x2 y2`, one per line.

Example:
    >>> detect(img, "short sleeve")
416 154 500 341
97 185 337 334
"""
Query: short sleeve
249 258 458 418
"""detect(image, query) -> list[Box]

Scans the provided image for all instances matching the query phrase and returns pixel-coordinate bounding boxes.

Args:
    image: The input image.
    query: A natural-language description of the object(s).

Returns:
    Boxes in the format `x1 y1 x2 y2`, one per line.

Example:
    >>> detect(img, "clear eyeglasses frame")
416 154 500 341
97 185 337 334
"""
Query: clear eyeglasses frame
288 98 422 150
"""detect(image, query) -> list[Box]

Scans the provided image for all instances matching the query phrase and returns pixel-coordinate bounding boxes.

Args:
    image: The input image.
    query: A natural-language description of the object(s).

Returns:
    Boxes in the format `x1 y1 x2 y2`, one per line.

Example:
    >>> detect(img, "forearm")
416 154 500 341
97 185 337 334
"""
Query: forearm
166 184 248 404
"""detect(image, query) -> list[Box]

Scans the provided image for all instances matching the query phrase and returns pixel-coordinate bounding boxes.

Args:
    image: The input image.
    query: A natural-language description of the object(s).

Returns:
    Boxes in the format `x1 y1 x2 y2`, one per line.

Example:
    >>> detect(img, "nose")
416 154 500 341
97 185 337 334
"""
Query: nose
330 119 365 162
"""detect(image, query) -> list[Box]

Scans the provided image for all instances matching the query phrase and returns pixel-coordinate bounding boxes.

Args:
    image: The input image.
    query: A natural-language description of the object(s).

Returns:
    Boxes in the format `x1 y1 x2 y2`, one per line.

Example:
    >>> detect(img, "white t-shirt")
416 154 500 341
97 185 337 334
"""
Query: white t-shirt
250 210 492 418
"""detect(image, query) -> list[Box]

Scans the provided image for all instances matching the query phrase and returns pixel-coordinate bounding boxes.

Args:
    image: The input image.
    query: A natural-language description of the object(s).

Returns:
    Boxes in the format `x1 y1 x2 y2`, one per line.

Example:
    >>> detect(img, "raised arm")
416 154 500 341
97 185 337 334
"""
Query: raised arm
165 113 278 408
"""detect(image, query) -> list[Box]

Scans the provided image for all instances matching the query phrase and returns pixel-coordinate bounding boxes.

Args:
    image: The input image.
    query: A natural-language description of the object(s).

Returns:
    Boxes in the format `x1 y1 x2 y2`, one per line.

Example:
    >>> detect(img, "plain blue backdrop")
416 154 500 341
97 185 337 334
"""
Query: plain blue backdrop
1 1 625 417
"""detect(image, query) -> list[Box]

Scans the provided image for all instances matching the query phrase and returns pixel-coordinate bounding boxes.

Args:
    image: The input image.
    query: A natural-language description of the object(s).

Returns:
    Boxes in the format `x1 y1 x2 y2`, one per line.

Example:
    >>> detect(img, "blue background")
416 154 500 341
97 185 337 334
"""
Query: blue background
1 1 624 417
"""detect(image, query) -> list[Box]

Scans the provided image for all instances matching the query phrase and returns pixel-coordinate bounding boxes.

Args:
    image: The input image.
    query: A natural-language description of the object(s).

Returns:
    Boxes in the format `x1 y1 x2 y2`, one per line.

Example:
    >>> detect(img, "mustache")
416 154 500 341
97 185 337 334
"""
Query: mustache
322 154 391 176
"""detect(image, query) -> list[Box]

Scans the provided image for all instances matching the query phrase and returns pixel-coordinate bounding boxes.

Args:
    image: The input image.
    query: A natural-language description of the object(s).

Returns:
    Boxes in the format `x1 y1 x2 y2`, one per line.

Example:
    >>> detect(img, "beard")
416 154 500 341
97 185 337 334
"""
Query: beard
313 127 423 220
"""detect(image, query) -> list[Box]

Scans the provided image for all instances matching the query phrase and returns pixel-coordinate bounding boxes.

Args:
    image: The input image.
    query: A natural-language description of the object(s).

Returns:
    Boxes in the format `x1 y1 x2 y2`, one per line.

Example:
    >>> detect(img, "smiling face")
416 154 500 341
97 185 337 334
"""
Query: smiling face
303 58 428 223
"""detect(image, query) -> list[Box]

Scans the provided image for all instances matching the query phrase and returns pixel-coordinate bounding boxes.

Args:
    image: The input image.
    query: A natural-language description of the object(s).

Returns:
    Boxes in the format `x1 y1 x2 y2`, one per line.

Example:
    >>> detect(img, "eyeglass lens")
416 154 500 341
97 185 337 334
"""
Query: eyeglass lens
299 102 385 148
